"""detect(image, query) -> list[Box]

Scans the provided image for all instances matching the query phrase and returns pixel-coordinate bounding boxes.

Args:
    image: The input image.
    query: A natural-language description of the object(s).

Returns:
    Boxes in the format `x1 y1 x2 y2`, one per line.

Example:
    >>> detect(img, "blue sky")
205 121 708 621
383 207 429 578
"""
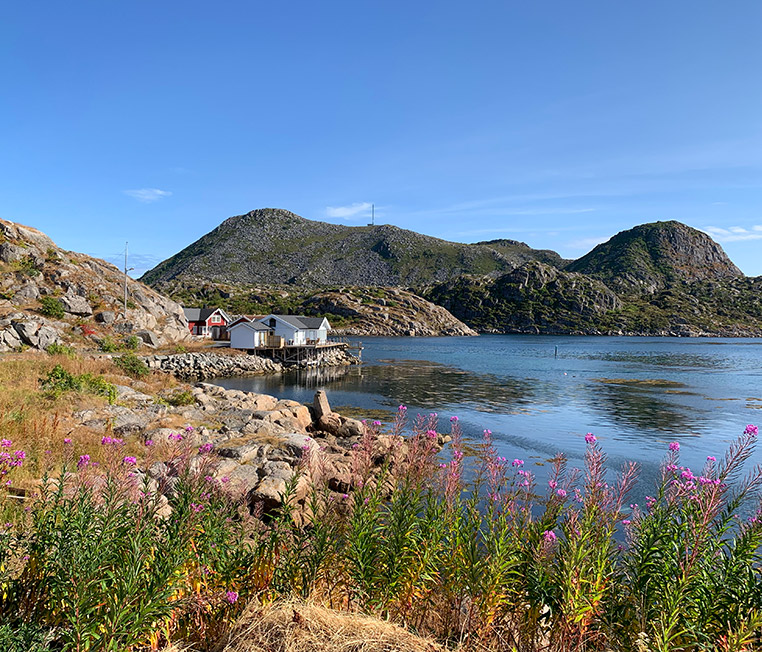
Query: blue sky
2 1 762 276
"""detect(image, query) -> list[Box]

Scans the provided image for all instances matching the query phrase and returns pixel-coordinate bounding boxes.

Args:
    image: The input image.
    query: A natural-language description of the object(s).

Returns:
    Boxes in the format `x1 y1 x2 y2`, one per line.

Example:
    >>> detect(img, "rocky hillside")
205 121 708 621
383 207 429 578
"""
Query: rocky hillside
141 208 564 288
0 219 189 352
303 287 477 336
566 221 742 294
425 223 762 336
424 262 622 334
151 280 476 337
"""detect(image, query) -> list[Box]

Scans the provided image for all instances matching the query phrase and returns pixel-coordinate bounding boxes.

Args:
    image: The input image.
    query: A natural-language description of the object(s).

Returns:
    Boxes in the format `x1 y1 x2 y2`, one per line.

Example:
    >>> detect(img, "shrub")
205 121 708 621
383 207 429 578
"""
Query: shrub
124 334 141 351
38 297 64 319
166 390 195 407
45 343 76 358
39 364 116 404
98 336 120 352
113 352 149 379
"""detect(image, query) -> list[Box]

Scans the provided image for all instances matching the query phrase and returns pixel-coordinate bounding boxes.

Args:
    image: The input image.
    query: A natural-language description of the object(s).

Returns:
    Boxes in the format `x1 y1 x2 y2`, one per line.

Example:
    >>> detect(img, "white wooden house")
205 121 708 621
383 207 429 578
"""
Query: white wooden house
228 318 271 350
258 315 330 345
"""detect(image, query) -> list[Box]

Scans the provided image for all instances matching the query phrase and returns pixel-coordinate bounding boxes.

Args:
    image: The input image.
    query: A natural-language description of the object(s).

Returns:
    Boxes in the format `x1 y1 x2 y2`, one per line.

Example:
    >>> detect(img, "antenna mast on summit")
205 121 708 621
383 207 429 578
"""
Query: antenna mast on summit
371 203 374 226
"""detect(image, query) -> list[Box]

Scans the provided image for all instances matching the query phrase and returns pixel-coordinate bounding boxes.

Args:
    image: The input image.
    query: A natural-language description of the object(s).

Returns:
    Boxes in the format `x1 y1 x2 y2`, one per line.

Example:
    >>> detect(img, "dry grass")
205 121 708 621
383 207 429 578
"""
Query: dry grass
0 352 185 488
218 601 446 652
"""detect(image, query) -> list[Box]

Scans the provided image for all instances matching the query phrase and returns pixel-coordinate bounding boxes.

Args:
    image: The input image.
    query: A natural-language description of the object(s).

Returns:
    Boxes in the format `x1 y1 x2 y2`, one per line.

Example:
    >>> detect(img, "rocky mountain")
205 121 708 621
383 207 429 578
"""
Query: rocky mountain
141 208 563 288
424 262 622 334
566 221 742 294
425 222 762 336
0 219 189 351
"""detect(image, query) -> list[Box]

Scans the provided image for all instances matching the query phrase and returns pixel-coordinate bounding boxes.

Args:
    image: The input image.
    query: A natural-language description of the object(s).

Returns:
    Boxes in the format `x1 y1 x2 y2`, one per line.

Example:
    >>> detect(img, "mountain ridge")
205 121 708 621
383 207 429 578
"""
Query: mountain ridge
141 208 566 288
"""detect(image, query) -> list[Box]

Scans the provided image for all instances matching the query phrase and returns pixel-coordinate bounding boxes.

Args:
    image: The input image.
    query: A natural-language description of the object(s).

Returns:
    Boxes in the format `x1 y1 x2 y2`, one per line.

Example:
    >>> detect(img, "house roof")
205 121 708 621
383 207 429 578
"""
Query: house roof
263 315 329 330
182 307 231 323
229 320 270 332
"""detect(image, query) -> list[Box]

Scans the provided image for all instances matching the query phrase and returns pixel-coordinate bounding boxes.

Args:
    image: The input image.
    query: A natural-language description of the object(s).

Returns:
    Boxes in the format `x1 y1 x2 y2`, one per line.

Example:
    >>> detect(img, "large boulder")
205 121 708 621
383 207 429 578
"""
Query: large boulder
60 294 93 316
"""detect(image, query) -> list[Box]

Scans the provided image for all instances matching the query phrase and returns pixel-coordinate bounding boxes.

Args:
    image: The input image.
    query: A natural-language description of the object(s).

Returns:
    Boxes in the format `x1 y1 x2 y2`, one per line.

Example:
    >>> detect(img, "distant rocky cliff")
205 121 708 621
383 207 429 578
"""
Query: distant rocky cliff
0 219 189 352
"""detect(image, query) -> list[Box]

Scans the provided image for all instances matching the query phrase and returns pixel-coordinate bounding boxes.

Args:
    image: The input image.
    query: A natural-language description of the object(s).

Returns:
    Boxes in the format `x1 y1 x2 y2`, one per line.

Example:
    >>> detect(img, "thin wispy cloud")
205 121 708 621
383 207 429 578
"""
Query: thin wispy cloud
123 188 173 203
325 202 372 219
701 226 762 243
566 236 610 250
98 252 164 277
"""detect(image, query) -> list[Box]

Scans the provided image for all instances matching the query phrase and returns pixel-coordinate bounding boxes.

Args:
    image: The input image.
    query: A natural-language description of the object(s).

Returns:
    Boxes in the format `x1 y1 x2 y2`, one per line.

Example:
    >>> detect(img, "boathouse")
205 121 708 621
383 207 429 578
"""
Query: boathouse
228 319 271 349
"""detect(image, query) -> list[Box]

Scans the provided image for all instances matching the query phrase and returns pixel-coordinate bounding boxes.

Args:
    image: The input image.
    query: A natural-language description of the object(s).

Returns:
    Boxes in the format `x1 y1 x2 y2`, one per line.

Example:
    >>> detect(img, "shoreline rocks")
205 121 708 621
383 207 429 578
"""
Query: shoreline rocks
71 380 443 520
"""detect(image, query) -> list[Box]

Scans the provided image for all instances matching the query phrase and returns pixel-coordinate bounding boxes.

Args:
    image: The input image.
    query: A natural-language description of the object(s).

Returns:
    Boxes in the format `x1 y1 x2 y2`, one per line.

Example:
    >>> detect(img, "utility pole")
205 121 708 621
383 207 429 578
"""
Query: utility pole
123 242 134 315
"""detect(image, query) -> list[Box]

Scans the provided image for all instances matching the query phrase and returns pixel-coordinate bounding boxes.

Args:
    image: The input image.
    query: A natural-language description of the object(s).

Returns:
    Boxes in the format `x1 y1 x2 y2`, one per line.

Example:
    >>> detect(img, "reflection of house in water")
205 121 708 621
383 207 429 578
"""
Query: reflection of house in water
287 364 363 388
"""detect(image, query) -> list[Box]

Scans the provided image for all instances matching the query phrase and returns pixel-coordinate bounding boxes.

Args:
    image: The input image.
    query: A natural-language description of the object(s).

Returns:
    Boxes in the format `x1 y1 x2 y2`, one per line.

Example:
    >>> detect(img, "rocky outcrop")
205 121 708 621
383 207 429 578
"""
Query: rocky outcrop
425 261 621 334
0 218 190 351
70 381 447 519
305 287 477 337
566 221 742 295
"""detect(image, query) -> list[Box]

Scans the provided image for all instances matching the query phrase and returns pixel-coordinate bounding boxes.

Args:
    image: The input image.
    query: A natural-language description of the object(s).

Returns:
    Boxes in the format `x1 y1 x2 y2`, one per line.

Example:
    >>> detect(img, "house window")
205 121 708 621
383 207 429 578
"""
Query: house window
211 314 221 324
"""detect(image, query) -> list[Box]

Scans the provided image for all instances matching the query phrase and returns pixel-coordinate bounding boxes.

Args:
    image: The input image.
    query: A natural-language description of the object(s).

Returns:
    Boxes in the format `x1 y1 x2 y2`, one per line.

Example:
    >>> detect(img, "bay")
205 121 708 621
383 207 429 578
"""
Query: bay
212 334 762 496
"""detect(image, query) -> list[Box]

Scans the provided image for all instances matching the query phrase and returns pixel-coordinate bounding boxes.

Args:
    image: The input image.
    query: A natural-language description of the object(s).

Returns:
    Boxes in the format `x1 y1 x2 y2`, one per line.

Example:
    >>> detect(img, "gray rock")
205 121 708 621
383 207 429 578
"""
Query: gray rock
251 461 294 507
1 327 22 349
313 390 332 420
37 325 60 349
60 294 92 316
0 242 26 263
13 283 40 302
13 321 39 346
95 311 115 324
339 417 365 438
135 329 160 346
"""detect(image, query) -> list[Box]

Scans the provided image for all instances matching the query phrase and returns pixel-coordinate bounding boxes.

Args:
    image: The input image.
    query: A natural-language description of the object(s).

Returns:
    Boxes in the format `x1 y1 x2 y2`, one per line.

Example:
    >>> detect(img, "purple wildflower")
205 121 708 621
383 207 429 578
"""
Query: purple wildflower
585 433 596 444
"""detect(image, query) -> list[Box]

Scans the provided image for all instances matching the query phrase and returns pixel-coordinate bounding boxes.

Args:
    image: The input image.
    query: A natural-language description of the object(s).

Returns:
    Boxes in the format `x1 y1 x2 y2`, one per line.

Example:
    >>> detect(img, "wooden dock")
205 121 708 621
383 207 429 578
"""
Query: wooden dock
250 339 362 364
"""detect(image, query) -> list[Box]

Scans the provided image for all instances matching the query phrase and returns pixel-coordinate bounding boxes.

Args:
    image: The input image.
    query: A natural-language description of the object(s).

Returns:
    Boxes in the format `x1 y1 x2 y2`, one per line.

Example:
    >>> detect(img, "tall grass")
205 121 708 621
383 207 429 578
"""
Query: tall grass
2 410 762 651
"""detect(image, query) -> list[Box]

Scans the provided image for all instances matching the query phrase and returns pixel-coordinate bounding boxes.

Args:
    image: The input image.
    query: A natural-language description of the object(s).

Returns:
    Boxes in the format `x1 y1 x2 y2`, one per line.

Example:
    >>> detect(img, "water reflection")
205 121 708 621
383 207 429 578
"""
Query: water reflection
582 351 729 369
586 378 698 435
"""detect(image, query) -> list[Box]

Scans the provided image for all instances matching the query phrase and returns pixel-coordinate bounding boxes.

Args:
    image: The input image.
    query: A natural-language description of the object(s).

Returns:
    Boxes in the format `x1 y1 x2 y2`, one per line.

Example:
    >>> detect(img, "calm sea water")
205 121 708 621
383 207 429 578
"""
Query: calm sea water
212 335 762 495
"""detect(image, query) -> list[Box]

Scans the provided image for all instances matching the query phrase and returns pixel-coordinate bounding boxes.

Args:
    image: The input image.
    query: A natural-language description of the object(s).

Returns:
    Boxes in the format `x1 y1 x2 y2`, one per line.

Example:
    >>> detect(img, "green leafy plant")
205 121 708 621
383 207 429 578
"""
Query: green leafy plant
45 343 77 358
38 297 64 319
40 365 117 404
113 352 149 379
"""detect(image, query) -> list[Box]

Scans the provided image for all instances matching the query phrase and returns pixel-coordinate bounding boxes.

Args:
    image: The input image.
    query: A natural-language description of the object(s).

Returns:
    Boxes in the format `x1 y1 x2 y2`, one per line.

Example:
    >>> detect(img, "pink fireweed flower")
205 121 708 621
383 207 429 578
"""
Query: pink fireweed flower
622 519 631 525
542 530 557 543
198 443 214 454
584 433 596 444
556 489 567 498
168 433 183 442
122 456 137 465
450 415 458 422
220 476 230 483
101 436 113 445
185 426 194 432
548 480 558 489
190 503 204 513
511 459 524 467
669 441 680 452
226 591 239 604
426 430 437 439
144 439 153 447
745 424 758 436
372 420 382 426
0 439 11 448
707 455 716 462
398 405 407 412
63 438 72 445
77 454 91 469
